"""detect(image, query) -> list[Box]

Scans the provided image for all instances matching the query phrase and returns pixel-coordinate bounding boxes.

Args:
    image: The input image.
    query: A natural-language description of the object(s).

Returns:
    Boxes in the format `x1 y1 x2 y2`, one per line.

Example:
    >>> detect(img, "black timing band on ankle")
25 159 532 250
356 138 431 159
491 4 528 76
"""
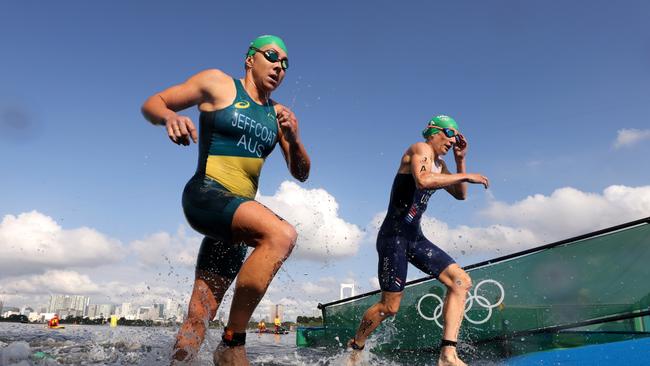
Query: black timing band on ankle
440 339 457 348
222 328 246 347
351 339 365 350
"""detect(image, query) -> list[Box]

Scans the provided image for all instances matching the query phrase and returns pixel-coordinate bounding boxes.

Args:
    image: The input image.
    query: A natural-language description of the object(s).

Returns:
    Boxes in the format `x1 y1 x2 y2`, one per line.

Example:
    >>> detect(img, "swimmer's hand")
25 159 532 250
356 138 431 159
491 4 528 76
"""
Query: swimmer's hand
465 173 489 189
276 105 300 143
164 114 198 146
453 134 467 160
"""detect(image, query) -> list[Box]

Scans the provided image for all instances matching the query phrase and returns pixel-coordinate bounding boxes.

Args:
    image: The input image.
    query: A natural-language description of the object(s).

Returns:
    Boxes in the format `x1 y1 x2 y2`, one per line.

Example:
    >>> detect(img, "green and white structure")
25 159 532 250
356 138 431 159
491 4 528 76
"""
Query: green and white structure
297 217 650 362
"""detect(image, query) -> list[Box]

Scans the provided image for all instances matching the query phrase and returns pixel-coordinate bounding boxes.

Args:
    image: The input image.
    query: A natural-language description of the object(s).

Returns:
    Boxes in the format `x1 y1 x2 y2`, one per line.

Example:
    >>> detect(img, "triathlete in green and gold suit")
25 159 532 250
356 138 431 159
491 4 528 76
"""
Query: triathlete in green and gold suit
142 35 310 365
183 78 280 278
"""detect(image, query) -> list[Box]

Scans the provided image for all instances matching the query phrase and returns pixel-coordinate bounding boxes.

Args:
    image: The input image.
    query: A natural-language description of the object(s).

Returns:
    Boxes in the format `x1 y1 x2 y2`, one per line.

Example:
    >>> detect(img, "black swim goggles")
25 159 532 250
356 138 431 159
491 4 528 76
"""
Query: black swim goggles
430 126 463 145
249 47 289 70
428 126 457 138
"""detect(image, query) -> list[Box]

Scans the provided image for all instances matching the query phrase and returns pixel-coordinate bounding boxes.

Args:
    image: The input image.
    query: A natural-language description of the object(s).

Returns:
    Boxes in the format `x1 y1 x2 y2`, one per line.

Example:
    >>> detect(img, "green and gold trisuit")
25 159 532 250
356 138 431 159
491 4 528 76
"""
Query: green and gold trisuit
182 78 278 277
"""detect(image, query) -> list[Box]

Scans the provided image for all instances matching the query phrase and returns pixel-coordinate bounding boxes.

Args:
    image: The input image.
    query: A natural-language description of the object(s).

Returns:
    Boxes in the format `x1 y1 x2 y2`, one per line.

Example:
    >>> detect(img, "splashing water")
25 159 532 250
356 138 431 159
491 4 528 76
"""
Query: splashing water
1 322 510 365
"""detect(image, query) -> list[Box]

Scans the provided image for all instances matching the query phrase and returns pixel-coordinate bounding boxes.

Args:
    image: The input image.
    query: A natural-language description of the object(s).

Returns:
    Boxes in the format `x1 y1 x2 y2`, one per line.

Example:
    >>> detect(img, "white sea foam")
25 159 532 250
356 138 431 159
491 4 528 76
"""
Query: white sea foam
0 341 30 365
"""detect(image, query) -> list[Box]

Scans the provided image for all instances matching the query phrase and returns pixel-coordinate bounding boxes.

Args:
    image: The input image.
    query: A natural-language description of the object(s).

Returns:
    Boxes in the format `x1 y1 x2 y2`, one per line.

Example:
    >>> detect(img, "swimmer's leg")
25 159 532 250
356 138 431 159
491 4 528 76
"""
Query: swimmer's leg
346 291 402 366
408 237 470 366
348 234 408 356
350 291 403 348
173 237 245 363
436 264 471 366
214 201 297 365
172 269 232 363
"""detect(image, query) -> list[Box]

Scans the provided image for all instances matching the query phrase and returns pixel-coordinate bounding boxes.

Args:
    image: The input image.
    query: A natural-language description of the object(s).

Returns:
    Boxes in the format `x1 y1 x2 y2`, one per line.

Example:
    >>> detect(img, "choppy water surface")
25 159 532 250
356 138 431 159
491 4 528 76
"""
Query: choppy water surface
1 323 477 366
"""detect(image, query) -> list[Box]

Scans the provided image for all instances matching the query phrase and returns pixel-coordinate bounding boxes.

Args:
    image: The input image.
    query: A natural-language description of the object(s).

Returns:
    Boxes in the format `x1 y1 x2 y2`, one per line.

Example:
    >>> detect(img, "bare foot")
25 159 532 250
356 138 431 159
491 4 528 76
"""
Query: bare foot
437 353 467 366
170 348 190 365
346 339 364 366
346 352 363 366
213 342 250 366
172 343 201 365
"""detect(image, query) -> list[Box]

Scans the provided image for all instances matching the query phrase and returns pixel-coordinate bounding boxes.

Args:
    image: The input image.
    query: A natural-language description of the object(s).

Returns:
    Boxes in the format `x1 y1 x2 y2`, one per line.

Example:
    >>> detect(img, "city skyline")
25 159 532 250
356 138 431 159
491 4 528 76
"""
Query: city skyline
1 292 325 323
1 294 184 323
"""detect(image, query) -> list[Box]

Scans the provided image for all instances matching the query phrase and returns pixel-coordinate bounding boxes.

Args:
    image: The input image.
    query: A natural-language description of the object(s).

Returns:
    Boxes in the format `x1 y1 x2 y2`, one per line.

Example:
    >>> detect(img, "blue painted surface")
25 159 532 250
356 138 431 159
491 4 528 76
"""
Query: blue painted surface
505 337 650 366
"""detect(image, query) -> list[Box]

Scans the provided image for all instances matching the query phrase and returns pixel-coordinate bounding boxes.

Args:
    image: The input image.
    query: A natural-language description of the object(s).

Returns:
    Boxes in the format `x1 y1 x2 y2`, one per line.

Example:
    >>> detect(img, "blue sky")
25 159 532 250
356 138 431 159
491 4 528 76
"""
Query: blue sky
1 1 649 319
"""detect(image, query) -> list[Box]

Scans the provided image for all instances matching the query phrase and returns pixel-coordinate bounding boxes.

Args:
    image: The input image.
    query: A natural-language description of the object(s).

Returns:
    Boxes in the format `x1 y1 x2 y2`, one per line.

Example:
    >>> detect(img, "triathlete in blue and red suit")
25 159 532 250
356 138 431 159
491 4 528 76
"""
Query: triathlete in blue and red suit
348 115 489 366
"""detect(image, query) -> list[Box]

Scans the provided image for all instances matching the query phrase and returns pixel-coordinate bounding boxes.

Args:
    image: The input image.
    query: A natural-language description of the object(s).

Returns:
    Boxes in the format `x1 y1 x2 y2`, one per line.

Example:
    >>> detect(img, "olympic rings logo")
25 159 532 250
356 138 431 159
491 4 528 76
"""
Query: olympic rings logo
416 279 505 328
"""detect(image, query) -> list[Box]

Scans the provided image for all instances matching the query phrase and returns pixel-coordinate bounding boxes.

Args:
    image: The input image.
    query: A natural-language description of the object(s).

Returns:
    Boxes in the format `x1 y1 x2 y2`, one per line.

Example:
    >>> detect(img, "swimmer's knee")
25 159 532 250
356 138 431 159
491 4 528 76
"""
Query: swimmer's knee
183 314 209 331
187 304 215 322
465 273 473 290
378 298 401 317
449 271 472 293
267 223 297 255
382 303 400 317
283 223 298 248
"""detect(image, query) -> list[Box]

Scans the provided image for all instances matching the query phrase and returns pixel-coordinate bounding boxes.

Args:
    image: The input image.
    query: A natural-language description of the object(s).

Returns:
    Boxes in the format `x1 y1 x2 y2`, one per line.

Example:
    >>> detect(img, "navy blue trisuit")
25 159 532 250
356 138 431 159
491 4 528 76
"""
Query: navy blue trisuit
376 173 456 292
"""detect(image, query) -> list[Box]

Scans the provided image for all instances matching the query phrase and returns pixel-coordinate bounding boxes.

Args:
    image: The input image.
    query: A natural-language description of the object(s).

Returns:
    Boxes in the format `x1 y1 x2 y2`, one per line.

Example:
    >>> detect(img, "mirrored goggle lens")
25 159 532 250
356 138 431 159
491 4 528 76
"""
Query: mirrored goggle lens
263 50 280 62
263 50 289 70
443 128 457 138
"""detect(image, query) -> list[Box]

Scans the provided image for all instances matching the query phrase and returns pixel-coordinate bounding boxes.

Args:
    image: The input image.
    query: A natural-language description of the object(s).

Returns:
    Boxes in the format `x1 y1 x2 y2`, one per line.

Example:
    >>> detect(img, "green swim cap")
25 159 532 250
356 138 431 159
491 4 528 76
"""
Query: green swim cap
246 35 288 57
422 115 460 138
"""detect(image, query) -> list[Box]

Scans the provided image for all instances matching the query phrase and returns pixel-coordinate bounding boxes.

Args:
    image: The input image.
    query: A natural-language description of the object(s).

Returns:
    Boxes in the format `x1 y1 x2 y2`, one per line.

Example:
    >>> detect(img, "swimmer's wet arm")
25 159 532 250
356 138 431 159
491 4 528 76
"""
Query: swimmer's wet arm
141 69 229 125
410 148 468 198
441 160 467 200
277 106 310 181
278 131 310 182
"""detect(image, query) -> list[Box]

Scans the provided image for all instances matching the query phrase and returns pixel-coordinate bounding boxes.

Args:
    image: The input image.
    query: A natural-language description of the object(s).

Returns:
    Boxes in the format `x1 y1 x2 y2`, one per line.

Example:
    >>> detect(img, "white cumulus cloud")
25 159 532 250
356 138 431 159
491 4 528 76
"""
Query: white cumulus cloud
0 270 191 308
130 225 201 269
257 181 364 261
482 185 650 240
613 128 650 148
0 211 125 276
300 281 330 296
0 270 101 295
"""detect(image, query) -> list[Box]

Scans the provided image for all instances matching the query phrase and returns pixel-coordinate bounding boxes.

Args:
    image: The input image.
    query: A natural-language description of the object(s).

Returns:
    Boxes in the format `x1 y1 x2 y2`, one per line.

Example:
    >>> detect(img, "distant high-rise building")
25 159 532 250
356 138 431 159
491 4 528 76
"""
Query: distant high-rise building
0 300 3 313
97 304 115 318
119 303 132 317
153 303 165 319
48 295 63 313
164 299 182 320
48 295 90 315
86 304 100 319
268 304 284 323
70 296 90 315
137 306 155 321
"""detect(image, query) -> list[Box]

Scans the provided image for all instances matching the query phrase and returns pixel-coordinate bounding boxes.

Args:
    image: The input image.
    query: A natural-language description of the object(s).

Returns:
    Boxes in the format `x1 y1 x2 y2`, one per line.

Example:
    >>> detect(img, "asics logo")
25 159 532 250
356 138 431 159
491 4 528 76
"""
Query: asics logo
235 101 250 109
